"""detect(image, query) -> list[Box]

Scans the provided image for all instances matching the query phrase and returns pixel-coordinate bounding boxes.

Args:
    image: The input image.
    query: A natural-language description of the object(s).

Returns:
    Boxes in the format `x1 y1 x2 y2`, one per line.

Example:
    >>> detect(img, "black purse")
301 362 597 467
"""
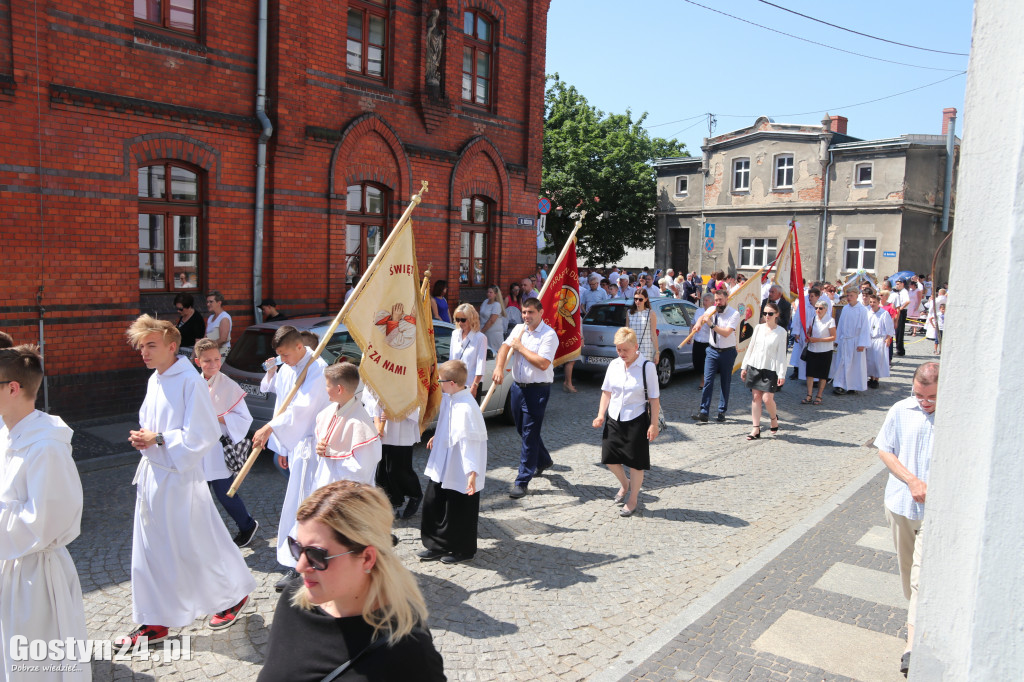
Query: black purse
799 320 814 362
641 360 666 431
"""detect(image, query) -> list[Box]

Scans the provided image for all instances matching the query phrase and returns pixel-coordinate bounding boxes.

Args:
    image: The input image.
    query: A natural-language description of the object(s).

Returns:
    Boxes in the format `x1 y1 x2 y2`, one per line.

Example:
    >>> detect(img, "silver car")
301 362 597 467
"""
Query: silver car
221 316 515 432
576 298 698 387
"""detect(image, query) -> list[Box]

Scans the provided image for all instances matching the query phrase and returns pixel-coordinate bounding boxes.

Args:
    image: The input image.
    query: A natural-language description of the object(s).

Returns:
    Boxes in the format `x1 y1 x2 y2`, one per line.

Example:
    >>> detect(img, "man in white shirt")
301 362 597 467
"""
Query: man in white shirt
876 362 937 677
492 298 558 498
891 279 911 356
619 276 636 301
643 274 660 300
690 289 740 422
580 273 609 315
520 276 536 302
608 266 620 288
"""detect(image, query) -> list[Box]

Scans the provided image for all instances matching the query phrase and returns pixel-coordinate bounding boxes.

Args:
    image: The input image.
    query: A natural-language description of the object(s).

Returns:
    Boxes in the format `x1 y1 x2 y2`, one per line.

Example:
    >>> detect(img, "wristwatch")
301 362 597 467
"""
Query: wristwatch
155 433 165 446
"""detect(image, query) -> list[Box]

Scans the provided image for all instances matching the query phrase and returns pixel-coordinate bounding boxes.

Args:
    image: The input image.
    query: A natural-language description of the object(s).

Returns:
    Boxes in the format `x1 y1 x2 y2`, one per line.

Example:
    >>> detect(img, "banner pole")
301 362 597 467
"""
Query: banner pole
228 181 429 496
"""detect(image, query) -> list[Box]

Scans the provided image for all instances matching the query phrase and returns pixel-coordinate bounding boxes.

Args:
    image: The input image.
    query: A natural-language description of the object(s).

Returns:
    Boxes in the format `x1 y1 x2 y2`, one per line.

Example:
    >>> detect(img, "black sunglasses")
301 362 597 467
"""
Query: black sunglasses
287 536 358 571
175 306 184 312
455 317 467 323
764 312 776 317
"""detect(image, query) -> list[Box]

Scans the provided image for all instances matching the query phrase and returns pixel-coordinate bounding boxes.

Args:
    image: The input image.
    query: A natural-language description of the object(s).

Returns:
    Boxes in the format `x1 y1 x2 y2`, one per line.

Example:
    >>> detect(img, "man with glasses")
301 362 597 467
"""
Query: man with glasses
829 289 871 395
876 362 938 677
492 298 558 498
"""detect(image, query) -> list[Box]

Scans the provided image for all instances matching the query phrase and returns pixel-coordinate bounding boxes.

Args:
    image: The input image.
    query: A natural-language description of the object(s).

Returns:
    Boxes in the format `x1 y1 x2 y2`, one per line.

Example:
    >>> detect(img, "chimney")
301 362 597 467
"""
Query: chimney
942 107 957 136
829 115 848 135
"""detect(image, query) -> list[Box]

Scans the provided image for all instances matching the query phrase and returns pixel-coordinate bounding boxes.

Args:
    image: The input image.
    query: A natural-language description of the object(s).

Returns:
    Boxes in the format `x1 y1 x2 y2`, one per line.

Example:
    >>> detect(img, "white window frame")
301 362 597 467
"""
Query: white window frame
739 237 778 268
774 154 794 189
854 162 873 186
733 158 750 192
844 238 877 272
674 175 688 196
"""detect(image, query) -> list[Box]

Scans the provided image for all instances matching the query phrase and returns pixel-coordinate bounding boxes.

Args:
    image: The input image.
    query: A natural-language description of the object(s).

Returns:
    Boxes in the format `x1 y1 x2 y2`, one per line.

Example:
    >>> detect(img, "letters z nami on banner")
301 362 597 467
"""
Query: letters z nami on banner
341 216 441 430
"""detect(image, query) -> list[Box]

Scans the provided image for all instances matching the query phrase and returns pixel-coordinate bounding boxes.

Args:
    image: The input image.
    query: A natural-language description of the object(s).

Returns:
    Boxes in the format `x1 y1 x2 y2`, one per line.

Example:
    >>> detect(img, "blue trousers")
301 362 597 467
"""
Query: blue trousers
210 477 256 533
510 382 553 487
700 346 737 416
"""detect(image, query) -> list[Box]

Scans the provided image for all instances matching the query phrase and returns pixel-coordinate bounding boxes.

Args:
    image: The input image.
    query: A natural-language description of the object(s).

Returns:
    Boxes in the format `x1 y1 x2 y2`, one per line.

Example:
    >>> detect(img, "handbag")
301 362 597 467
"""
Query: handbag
799 319 814 362
641 360 666 431
221 435 252 473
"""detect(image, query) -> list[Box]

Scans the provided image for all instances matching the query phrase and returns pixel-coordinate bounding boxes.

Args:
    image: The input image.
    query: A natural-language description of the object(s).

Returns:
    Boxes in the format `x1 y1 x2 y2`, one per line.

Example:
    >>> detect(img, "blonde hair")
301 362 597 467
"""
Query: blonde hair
486 286 505 317
126 314 180 350
193 338 219 356
613 327 638 346
438 359 468 386
454 303 480 332
291 482 429 641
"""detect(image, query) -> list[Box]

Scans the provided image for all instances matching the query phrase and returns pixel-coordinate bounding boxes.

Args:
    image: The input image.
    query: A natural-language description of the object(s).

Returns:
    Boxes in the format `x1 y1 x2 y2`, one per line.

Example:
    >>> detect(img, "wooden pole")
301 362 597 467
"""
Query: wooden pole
479 212 586 412
228 181 429 496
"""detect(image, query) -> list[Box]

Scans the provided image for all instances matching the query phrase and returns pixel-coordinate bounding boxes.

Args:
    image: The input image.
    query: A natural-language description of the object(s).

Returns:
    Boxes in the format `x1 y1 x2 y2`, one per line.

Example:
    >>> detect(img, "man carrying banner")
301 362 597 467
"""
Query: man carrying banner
691 288 741 423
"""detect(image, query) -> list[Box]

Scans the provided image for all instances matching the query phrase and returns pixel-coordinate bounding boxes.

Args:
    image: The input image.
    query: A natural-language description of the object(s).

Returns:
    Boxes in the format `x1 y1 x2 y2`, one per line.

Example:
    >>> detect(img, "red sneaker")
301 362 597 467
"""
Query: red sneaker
116 625 168 646
209 595 250 630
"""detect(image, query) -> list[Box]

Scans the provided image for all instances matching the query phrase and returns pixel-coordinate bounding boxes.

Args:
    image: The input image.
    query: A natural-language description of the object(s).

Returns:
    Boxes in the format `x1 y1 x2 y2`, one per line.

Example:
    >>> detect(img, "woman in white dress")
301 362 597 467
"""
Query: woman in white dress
740 300 789 440
205 290 232 357
479 285 506 352
449 303 487 397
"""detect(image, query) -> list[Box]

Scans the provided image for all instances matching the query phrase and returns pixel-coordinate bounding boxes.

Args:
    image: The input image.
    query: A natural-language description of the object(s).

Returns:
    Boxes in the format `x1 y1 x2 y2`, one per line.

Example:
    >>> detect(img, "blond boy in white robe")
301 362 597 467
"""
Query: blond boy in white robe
866 293 895 388
0 345 90 681
313 362 381 488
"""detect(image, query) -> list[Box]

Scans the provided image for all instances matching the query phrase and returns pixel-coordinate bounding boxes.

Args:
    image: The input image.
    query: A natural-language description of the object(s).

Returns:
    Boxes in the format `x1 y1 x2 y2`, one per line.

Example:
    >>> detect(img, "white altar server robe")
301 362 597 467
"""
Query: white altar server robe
312 398 381 489
424 391 488 493
829 303 872 391
133 357 255 627
866 308 895 378
1 411 90 681
202 371 252 481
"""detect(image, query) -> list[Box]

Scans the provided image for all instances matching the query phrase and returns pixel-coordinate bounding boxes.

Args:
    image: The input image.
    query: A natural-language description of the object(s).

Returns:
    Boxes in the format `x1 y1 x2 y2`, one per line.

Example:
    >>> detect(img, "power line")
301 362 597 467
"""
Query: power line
665 117 709 139
681 0 962 72
647 113 708 129
754 0 968 56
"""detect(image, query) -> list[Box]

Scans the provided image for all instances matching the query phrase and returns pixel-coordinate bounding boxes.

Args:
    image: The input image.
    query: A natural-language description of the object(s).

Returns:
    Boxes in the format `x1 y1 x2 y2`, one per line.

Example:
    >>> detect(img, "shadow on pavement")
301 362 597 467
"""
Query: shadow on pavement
416 573 519 640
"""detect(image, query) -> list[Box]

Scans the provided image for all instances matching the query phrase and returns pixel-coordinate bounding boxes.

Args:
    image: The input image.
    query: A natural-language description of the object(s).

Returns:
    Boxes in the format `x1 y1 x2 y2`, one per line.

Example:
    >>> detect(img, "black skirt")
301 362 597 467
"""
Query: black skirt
601 413 650 470
744 366 780 392
804 349 833 380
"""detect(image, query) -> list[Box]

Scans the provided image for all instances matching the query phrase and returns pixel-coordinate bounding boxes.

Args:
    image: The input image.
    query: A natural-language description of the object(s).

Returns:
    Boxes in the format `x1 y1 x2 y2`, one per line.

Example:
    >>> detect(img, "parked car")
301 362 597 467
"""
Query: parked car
221 316 515 433
575 298 696 387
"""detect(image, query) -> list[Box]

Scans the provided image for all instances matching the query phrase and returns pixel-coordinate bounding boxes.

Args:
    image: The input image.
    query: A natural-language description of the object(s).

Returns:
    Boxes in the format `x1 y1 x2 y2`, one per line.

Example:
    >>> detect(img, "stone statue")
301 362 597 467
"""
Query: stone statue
426 9 444 88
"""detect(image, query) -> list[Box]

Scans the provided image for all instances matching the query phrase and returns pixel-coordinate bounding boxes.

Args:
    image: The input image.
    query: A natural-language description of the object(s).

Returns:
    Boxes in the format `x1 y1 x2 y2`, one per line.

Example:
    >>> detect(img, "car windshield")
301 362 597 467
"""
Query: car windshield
320 329 362 365
226 330 276 373
583 304 628 327
658 302 692 327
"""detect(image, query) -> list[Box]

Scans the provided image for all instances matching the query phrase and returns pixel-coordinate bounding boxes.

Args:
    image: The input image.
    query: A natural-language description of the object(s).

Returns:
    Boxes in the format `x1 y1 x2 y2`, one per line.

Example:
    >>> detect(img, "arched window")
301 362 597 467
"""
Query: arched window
346 183 388 286
138 162 202 291
460 196 491 286
462 10 493 106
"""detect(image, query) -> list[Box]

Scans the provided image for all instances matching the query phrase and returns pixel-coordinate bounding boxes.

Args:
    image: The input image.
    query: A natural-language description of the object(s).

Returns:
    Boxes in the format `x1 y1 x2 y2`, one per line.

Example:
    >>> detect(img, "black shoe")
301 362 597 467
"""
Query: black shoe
274 569 299 593
691 412 708 423
233 519 259 548
716 412 726 422
833 387 847 395
509 484 528 499
900 651 911 677
535 463 549 477
402 497 422 519
440 552 474 564
416 548 446 562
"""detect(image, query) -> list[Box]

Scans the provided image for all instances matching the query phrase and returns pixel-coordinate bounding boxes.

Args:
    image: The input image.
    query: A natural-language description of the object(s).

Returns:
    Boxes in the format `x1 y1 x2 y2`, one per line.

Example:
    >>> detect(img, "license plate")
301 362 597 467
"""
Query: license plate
240 383 268 400
586 355 613 366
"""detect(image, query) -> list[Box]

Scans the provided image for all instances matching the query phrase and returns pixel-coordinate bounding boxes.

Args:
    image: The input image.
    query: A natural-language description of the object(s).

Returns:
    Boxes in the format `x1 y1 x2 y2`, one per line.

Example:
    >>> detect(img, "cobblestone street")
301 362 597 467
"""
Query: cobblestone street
69 342 932 680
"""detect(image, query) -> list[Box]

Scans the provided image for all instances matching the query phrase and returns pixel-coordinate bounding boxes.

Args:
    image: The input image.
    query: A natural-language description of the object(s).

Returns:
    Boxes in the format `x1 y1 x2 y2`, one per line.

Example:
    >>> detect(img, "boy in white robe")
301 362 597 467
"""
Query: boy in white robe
313 362 381 489
364 387 422 519
251 325 329 588
125 316 255 646
829 290 872 395
0 345 90 681
866 293 895 388
418 360 488 565
194 338 259 546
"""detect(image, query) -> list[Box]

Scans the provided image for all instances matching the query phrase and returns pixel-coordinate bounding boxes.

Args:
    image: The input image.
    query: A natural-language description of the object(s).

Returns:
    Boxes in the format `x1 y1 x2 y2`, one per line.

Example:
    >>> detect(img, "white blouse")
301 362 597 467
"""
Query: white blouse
807 316 836 353
741 323 790 375
601 354 660 422
450 329 487 387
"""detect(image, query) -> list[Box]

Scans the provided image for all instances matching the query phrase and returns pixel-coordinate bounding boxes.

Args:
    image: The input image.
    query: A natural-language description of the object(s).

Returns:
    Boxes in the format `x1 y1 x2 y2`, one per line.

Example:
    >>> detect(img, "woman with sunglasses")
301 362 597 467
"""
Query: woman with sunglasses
739 300 788 439
627 289 659 364
802 300 836 405
173 293 205 356
258 481 445 682
449 304 487 397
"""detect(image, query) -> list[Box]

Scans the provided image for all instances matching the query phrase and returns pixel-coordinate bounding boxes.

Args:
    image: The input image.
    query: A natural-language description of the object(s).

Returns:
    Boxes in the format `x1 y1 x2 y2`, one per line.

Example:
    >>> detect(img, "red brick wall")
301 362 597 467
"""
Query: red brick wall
0 0 550 419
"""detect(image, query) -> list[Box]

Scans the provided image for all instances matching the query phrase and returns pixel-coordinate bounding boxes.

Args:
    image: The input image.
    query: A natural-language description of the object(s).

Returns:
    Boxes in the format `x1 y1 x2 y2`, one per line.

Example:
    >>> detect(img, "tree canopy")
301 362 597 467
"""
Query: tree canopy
541 74 688 266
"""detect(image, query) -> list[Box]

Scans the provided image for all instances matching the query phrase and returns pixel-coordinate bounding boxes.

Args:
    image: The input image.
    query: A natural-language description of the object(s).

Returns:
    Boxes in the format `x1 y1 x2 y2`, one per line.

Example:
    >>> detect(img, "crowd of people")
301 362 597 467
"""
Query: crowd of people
0 261 947 680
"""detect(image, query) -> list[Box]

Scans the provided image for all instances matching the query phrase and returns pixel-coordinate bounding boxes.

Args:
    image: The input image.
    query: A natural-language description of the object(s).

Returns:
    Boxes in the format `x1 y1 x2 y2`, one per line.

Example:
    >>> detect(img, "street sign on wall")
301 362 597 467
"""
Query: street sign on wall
704 223 715 239
704 238 714 252
538 198 551 215
883 251 897 257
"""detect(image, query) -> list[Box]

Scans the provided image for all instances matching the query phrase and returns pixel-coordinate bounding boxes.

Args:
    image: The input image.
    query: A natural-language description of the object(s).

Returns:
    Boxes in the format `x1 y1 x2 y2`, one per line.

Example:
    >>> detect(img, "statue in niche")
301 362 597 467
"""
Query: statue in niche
426 9 444 88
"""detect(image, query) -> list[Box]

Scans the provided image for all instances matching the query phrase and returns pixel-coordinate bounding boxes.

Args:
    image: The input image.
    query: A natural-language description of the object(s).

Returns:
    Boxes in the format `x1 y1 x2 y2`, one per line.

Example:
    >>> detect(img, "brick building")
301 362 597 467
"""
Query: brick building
0 0 551 418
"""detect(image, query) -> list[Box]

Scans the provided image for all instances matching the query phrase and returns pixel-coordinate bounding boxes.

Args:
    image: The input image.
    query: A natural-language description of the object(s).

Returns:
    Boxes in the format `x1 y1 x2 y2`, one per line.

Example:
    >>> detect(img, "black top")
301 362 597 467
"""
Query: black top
176 312 206 348
265 313 287 322
257 582 446 682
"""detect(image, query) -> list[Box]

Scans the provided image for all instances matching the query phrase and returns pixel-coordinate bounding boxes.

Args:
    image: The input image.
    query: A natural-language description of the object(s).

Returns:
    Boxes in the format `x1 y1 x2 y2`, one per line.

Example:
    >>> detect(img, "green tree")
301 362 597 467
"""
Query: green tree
541 74 688 266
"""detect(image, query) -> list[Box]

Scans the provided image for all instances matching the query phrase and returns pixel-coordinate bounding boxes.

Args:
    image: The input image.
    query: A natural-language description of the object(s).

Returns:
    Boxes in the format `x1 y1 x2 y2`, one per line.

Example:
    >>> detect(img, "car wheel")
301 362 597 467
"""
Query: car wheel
503 388 516 425
657 354 674 388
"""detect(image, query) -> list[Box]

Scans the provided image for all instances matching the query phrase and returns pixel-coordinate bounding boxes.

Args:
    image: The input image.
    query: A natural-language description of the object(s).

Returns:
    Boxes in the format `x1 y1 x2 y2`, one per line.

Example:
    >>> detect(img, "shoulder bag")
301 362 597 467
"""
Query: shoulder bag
640 360 666 431
319 635 390 682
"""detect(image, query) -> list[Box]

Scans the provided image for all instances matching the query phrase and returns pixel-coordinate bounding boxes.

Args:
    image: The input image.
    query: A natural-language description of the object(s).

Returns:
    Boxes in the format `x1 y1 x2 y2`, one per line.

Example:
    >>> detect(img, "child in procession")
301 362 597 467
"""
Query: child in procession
313 362 382 489
364 386 423 519
866 293 895 389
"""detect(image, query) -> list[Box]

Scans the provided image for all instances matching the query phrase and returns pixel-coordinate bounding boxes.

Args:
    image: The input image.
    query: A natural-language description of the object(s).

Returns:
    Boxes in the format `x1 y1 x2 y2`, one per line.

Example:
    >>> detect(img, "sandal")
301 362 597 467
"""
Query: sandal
770 417 779 434
746 427 761 441
801 395 813 404
813 397 823 405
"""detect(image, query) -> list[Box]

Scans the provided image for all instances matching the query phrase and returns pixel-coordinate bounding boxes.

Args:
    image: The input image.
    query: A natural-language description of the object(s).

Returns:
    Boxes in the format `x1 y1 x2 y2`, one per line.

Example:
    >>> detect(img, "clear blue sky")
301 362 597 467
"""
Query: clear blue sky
545 0 972 155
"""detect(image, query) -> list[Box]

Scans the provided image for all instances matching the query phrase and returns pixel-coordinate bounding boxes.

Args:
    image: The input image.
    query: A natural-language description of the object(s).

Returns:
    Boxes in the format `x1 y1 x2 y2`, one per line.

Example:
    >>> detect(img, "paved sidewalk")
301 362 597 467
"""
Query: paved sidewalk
66 341 931 680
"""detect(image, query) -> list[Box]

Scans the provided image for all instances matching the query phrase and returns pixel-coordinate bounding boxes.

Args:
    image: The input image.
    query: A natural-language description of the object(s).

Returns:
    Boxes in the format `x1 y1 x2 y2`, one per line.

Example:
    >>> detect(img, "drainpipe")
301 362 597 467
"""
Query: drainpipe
36 286 49 413
941 112 956 233
819 150 834 281
253 0 273 323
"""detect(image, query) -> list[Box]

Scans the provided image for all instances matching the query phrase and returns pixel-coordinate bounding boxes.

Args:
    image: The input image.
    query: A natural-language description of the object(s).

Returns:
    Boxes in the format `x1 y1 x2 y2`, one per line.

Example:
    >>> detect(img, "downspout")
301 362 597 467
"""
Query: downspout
253 0 273 323
819 149 834 281
941 112 956 233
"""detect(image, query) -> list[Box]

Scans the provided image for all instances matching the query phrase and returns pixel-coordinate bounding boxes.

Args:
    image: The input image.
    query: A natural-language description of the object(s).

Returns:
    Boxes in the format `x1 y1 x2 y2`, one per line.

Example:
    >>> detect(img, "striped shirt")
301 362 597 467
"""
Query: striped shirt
876 396 934 520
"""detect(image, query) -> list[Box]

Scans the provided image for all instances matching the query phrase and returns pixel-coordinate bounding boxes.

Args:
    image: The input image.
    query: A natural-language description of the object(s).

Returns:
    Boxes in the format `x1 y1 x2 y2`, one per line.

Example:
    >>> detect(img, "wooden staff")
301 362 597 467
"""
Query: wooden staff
228 180 429 496
480 212 585 412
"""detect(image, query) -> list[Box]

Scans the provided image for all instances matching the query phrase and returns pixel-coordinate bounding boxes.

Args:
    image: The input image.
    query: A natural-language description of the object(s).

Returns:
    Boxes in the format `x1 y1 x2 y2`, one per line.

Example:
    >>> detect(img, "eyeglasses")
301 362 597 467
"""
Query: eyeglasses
912 393 937 404
764 312 776 317
455 317 467 323
439 378 459 385
287 536 358 571
633 297 645 302
175 306 184 312
0 381 13 387
815 306 827 310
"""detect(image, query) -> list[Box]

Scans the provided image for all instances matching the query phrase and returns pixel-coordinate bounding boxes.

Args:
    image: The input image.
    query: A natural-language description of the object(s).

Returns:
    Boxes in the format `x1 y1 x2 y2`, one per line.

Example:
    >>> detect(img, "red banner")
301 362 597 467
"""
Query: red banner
538 239 582 367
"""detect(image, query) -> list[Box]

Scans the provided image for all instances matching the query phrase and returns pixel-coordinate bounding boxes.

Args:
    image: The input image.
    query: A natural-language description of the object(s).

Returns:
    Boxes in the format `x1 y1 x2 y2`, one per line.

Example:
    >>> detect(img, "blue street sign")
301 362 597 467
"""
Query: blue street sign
704 223 715 239
538 198 551 215
883 251 897 257
704 238 714 252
